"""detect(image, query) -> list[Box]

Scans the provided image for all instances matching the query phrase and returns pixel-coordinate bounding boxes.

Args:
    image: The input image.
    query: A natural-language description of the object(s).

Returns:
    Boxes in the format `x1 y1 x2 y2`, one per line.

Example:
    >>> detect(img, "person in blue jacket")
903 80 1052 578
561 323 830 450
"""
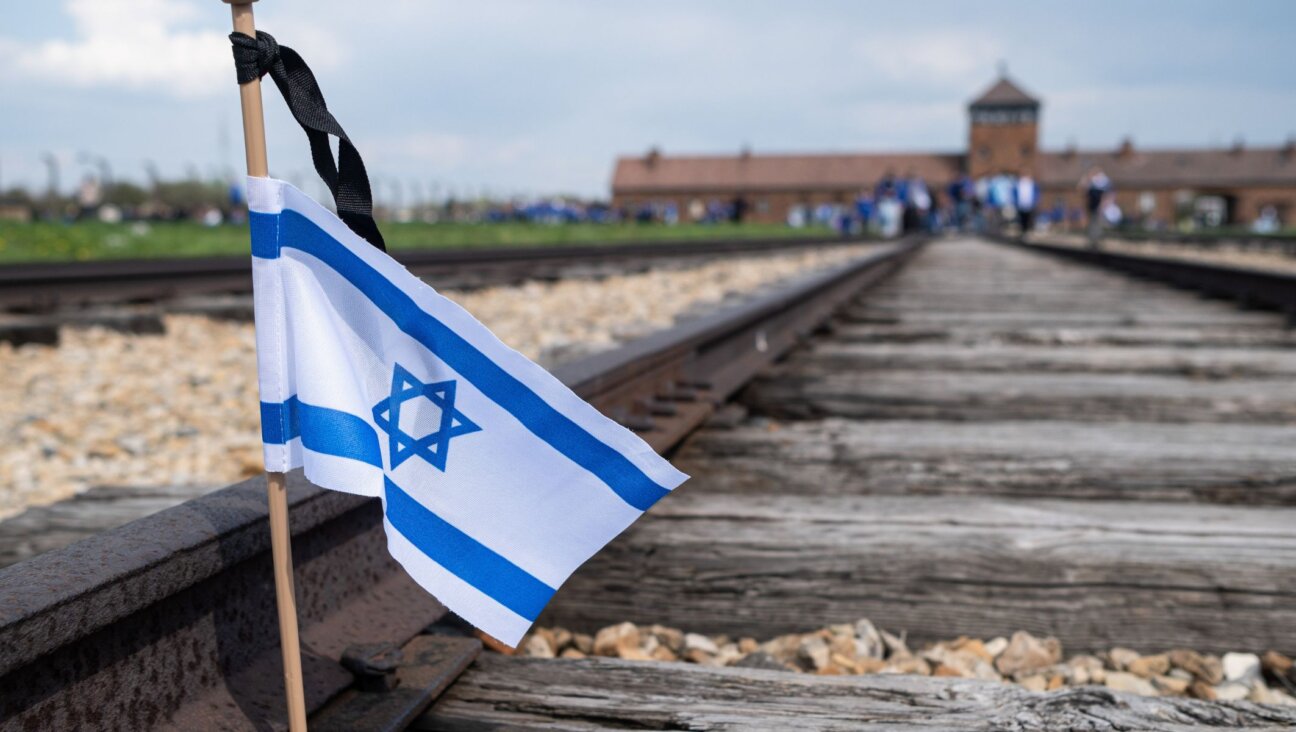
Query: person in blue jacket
1014 173 1038 237
947 175 971 230
855 191 874 232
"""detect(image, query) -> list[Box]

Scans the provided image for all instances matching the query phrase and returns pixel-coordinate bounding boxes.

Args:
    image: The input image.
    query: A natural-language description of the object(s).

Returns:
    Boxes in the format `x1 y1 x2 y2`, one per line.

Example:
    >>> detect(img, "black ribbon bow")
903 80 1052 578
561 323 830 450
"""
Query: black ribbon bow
230 30 386 251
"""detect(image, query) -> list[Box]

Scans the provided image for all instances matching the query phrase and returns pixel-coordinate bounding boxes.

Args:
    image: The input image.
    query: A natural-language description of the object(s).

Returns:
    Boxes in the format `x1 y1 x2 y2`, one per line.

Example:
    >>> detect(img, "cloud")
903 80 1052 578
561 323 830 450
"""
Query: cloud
853 30 1003 91
2 0 1291 198
368 131 541 176
2 0 229 97
1042 83 1296 149
844 100 966 150
1 0 344 99
372 131 472 168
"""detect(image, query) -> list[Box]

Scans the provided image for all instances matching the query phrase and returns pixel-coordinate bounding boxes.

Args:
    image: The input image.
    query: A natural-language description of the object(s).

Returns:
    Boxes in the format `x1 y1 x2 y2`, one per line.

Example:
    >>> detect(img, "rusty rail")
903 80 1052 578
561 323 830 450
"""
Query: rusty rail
0 233 869 311
0 237 924 731
1104 229 1296 257
1006 238 1296 324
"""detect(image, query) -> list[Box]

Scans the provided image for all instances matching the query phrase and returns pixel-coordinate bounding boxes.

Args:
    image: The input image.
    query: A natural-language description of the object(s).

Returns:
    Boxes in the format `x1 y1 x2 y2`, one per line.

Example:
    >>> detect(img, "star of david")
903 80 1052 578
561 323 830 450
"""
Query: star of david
372 363 481 471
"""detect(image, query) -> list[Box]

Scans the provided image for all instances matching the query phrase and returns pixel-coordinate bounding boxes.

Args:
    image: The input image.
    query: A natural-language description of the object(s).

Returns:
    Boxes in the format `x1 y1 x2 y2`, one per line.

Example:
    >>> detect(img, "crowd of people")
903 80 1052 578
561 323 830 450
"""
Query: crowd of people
8 167 1282 237
432 176 1112 236
784 166 1123 242
612 167 1128 242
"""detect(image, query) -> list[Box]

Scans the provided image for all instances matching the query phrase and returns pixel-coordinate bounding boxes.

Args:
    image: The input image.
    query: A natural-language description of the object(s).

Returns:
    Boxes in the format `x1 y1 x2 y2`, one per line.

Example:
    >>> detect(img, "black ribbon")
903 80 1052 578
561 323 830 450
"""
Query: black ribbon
230 30 386 251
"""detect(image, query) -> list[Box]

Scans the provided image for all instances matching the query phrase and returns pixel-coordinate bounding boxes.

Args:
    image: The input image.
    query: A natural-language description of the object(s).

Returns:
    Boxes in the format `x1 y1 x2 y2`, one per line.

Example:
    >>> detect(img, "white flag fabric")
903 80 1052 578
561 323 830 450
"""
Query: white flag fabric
248 177 688 645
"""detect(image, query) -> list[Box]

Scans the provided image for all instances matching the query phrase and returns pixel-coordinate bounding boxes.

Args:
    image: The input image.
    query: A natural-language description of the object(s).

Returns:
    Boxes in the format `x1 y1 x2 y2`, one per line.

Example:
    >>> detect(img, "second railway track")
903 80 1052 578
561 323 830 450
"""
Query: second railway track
0 233 868 311
433 237 1296 729
4 236 1296 730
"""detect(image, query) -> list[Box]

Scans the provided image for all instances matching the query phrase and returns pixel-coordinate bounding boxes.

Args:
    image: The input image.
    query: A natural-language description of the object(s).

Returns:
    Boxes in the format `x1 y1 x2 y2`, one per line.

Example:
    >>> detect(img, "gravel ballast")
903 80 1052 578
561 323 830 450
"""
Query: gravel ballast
0 245 871 519
517 619 1296 706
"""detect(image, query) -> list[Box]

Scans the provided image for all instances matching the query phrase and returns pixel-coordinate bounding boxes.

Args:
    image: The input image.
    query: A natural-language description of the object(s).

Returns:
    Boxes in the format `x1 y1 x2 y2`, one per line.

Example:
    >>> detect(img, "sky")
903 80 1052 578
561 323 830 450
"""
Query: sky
2 0 1294 200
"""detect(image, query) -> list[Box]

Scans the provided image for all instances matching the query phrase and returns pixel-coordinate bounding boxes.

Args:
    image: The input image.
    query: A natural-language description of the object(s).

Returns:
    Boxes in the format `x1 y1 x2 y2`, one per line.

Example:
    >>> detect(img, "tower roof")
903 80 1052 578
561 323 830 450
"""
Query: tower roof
970 76 1039 107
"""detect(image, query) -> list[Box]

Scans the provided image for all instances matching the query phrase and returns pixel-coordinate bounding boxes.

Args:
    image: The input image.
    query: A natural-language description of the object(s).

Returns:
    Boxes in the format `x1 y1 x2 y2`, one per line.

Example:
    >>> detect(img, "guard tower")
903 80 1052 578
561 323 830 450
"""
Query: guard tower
968 74 1040 179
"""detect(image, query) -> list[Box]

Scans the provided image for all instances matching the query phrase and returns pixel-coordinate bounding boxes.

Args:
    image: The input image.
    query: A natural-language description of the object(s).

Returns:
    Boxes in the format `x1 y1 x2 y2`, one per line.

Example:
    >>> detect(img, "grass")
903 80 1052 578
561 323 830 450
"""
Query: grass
0 220 830 264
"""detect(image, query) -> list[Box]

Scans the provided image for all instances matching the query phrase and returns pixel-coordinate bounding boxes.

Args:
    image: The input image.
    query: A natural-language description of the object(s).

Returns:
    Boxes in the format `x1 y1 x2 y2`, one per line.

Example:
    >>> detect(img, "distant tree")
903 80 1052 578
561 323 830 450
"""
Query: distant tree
102 182 149 208
155 179 227 214
0 187 35 206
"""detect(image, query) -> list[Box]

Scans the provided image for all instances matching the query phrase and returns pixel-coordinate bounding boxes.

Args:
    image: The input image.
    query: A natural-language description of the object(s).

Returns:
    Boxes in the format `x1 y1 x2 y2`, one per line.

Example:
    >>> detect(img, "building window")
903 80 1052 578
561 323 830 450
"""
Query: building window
971 107 1037 125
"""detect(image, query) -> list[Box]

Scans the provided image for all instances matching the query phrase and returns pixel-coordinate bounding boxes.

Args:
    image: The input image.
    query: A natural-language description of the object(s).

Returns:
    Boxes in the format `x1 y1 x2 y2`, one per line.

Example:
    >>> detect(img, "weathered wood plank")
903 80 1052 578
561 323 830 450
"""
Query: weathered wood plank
853 291 1269 317
855 285 1280 312
826 240 1296 346
493 239 1296 729
842 308 1286 329
798 342 1296 377
541 492 1296 655
831 322 1296 349
850 286 1275 312
742 368 1296 423
675 419 1296 504
418 655 1296 731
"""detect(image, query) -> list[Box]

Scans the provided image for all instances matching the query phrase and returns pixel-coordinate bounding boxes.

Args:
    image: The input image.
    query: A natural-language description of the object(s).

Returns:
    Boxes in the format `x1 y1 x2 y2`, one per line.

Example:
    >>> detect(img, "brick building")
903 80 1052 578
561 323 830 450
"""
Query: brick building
611 75 1296 227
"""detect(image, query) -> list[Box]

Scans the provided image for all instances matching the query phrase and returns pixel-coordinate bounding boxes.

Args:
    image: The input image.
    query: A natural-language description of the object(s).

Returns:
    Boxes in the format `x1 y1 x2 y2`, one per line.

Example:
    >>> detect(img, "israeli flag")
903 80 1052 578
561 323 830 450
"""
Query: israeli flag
248 177 688 645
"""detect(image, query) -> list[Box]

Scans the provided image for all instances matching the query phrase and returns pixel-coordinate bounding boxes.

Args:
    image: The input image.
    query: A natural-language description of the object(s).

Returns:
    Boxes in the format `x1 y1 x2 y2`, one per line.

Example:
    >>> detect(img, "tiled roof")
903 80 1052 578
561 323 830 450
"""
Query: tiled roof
969 77 1039 107
1037 146 1296 188
611 152 964 194
611 145 1296 193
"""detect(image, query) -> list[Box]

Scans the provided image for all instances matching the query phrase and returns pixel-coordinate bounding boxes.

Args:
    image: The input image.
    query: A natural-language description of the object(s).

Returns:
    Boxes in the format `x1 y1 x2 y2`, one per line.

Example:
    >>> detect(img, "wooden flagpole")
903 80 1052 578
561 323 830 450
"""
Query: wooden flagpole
223 2 309 730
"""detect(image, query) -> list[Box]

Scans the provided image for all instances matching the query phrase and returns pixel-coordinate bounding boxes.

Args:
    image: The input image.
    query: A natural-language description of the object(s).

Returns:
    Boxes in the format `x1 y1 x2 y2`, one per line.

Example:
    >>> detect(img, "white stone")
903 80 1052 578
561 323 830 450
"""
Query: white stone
1251 685 1296 706
684 632 719 655
1222 652 1262 685
523 634 555 658
1214 682 1251 701
983 637 1009 659
853 618 885 659
1104 671 1158 696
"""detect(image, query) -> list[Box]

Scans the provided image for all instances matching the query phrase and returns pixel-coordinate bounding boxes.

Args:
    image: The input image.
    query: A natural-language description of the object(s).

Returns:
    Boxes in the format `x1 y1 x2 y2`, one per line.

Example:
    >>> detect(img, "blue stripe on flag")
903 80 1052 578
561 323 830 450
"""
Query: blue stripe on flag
257 208 671 512
259 400 288 443
260 396 382 467
250 210 280 258
384 477 555 620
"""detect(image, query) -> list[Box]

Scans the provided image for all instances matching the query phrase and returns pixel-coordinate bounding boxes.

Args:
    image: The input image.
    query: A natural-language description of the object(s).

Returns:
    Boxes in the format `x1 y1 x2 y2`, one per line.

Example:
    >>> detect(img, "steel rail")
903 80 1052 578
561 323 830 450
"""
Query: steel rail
0 237 925 731
1103 229 1296 256
0 233 868 311
1004 238 1296 324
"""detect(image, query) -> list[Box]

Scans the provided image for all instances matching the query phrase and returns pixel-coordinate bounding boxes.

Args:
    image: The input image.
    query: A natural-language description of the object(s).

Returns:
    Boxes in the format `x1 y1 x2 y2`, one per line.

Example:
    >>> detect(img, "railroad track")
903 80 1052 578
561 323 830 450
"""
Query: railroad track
1013 237 1296 323
4 235 1296 730
0 233 865 312
1105 229 1296 256
0 238 922 730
